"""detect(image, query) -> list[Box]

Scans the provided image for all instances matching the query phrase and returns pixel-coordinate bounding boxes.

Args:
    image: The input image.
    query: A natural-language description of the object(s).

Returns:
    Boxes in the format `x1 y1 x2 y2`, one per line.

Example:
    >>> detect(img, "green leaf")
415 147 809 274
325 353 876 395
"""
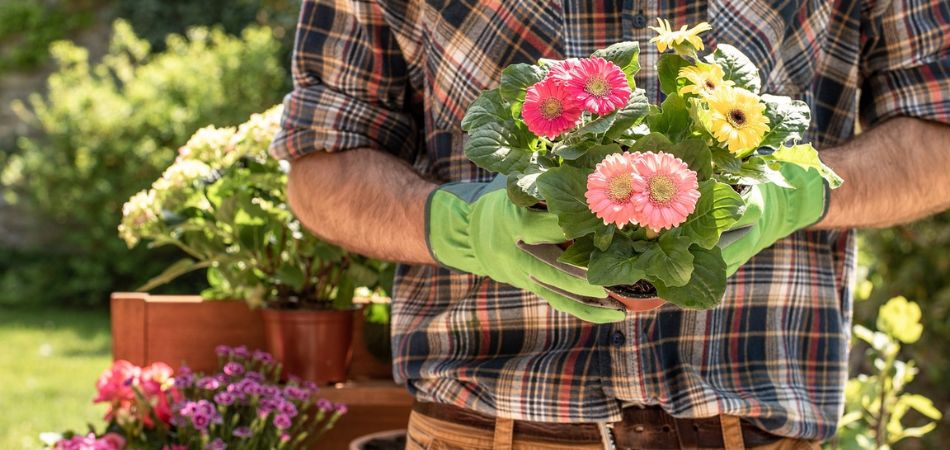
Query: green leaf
507 167 545 207
137 258 211 292
575 111 618 136
637 233 694 287
629 133 675 154
759 94 810 149
668 138 713 180
657 54 691 95
461 89 510 131
553 140 596 160
558 236 595 268
679 180 744 249
710 146 742 173
567 143 623 169
464 122 532 175
706 44 761 93
646 93 690 141
593 41 640 86
587 236 648 286
605 89 650 140
499 63 545 107
535 165 602 239
900 394 942 420
769 144 844 188
593 225 615 251
653 245 727 309
275 264 306 290
726 156 794 188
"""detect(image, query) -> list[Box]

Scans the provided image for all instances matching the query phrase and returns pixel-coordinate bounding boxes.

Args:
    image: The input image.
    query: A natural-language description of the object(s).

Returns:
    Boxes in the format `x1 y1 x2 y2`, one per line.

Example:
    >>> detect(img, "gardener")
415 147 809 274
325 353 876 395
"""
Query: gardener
271 1 950 449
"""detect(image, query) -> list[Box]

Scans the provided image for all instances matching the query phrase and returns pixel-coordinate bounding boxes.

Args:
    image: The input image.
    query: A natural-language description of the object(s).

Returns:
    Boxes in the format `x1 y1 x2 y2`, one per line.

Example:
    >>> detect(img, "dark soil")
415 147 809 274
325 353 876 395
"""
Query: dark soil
358 435 406 450
607 279 658 298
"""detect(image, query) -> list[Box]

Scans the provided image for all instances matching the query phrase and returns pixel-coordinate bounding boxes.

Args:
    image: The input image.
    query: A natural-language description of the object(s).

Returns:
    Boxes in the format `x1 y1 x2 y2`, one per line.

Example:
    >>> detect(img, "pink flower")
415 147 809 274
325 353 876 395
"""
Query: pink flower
629 152 700 232
544 58 582 85
563 57 631 115
585 153 643 229
522 79 583 139
94 361 140 404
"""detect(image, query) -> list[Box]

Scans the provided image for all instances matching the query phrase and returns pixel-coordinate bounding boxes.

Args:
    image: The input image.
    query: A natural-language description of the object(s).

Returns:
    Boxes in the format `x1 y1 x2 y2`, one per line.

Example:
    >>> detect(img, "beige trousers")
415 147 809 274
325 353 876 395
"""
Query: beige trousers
405 410 822 450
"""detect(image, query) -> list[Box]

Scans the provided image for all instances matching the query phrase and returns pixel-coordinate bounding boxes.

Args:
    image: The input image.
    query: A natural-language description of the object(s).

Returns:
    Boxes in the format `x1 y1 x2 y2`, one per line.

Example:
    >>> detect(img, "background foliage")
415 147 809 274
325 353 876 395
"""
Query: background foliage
0 19 285 306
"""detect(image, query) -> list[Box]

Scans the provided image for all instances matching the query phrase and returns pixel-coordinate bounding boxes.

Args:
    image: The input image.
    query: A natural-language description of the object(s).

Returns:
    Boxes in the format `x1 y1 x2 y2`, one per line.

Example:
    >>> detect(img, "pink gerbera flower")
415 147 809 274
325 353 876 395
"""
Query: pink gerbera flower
585 152 644 228
629 152 700 232
544 58 582 85
522 79 583 139
564 57 631 115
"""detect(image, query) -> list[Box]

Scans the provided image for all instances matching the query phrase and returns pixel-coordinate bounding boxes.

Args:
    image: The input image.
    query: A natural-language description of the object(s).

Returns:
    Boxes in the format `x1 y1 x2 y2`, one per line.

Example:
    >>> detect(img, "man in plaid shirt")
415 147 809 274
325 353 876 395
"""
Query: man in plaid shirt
271 1 950 448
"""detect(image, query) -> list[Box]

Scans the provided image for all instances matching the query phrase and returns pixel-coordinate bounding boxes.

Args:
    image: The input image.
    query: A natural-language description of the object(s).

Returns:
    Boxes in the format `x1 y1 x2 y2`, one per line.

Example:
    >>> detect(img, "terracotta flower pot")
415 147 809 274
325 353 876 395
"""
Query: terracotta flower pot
261 308 355 385
606 282 666 313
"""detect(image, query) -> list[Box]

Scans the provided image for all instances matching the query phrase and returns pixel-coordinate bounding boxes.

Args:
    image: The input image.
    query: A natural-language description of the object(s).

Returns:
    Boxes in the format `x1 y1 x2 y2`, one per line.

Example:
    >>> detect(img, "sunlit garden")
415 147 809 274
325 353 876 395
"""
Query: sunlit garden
0 1 947 449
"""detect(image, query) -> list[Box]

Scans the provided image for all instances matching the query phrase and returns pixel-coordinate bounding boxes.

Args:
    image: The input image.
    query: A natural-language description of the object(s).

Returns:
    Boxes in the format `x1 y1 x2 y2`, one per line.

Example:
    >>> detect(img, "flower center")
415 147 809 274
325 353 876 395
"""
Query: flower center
704 80 716 90
585 76 609 97
649 175 677 204
540 97 563 120
728 109 747 127
607 175 634 202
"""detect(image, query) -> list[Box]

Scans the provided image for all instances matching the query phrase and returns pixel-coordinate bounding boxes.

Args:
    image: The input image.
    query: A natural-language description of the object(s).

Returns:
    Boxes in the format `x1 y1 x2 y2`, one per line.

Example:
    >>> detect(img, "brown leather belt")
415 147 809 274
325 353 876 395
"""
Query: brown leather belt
412 401 783 449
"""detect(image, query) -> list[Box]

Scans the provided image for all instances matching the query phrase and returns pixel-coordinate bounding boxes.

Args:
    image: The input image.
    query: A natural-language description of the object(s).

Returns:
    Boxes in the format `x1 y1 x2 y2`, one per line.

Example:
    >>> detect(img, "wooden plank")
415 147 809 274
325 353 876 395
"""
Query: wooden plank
319 380 413 407
110 292 147 366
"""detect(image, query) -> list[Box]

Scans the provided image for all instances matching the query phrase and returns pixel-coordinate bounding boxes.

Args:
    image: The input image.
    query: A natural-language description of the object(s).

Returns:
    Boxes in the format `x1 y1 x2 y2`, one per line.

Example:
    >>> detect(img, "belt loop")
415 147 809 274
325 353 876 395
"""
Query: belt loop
493 416 514 450
720 415 746 450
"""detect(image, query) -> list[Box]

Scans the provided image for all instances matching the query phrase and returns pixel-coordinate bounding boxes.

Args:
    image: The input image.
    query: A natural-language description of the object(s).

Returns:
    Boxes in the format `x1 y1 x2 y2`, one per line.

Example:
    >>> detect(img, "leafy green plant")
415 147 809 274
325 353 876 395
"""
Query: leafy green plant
119 107 387 309
832 296 942 449
0 0 97 73
0 20 285 306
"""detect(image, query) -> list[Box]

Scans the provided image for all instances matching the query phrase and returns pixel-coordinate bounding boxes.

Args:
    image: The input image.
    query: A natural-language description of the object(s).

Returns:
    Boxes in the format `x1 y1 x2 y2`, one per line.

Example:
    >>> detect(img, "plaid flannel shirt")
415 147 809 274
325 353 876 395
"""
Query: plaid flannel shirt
271 0 950 441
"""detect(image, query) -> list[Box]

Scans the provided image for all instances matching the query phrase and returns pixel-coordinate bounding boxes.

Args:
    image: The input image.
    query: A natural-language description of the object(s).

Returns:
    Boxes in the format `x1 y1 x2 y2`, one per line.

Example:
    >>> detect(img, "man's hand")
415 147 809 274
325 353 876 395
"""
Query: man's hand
719 164 828 275
427 176 626 323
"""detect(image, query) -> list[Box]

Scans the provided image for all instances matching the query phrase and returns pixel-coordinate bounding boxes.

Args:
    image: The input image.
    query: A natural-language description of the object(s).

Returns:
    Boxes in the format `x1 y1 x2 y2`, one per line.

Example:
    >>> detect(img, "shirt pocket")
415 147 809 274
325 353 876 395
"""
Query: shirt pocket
707 0 831 98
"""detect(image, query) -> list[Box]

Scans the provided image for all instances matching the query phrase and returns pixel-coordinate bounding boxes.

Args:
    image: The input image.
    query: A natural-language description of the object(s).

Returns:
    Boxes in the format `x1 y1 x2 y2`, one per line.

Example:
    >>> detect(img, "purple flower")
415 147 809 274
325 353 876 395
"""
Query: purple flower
232 426 252 439
215 345 232 358
273 413 292 430
234 378 260 396
334 403 348 415
316 399 332 411
214 392 236 406
284 386 309 401
223 362 245 377
197 376 221 390
252 350 274 364
258 398 281 416
232 346 249 358
196 400 216 416
191 412 211 430
244 371 264 382
278 400 298 417
205 438 227 450
259 385 280 398
174 373 195 389
178 401 198 417
303 381 318 391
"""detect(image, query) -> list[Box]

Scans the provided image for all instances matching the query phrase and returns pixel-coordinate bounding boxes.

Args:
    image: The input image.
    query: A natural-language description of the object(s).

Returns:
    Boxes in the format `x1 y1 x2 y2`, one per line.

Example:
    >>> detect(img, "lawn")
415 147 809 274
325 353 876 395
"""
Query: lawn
0 307 112 450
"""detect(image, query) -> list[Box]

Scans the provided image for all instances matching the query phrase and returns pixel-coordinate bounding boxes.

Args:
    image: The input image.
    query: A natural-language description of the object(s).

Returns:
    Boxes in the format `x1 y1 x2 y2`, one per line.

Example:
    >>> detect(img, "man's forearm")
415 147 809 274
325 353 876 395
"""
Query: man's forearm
287 149 437 264
814 117 950 229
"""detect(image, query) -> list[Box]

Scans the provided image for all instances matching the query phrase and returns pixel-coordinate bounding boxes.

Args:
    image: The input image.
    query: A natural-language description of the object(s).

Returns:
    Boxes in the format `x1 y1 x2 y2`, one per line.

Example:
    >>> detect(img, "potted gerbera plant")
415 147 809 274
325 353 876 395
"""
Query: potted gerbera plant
461 20 841 312
119 107 387 383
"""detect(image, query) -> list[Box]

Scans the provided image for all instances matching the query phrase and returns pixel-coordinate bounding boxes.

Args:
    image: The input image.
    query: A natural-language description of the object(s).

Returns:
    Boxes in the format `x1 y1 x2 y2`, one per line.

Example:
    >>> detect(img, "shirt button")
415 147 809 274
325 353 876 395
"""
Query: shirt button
612 330 626 347
632 12 648 29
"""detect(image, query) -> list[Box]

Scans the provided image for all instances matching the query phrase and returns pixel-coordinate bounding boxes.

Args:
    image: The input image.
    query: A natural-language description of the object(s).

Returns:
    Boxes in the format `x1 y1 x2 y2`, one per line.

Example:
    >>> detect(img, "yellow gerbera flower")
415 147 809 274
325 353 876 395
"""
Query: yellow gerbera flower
679 63 734 97
648 19 712 56
707 87 770 153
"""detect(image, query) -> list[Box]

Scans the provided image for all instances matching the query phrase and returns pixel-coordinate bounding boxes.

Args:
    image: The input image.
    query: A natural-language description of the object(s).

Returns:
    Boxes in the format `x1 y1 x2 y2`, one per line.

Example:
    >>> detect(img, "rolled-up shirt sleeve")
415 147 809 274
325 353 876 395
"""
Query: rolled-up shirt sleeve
270 0 417 161
860 0 950 128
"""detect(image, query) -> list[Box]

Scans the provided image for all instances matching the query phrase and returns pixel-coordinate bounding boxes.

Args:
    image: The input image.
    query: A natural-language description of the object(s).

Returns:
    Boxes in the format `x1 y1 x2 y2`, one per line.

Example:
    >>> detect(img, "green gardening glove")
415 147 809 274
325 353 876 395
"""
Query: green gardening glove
718 164 830 276
426 175 627 323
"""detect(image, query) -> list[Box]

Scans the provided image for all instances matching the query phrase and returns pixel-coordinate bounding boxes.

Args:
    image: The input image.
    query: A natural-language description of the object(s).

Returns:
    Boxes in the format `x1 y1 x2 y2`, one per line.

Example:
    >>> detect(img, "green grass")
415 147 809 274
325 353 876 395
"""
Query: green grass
0 307 111 450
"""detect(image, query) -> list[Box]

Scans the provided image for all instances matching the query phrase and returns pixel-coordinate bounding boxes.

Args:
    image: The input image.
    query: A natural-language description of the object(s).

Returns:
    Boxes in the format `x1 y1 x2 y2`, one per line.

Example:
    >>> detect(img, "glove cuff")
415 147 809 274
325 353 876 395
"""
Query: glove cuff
425 185 482 274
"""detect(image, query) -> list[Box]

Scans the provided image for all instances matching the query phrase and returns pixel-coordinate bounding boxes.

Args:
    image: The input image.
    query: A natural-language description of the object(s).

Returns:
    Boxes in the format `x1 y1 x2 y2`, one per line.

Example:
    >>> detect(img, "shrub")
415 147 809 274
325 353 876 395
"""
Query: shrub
0 20 285 306
0 0 96 73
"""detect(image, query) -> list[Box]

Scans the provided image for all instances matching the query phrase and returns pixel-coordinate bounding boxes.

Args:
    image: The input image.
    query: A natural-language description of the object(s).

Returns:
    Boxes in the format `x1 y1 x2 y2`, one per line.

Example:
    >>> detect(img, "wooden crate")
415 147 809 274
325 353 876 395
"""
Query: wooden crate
110 293 412 448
